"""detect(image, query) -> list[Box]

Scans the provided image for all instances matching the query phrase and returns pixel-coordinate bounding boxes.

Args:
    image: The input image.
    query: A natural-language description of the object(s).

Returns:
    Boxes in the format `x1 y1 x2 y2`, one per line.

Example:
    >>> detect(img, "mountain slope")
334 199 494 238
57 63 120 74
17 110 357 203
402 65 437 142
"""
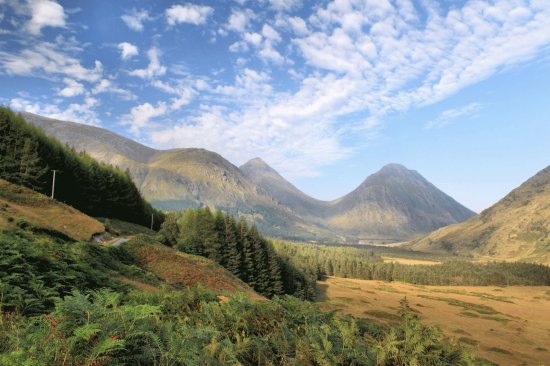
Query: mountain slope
408 165 550 264
240 157 330 218
241 160 475 241
23 111 474 242
326 164 476 241
0 179 104 241
20 112 330 240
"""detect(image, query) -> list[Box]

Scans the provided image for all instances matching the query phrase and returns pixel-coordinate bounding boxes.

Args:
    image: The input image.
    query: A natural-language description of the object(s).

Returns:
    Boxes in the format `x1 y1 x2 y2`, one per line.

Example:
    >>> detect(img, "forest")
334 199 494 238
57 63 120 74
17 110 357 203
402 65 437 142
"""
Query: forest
159 208 317 300
0 222 482 365
0 107 164 229
273 240 550 286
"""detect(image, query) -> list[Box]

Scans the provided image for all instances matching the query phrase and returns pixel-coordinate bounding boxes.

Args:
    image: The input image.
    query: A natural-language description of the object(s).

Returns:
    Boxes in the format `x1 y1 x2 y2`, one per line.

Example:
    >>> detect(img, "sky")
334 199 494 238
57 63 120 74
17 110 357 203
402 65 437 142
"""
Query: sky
0 0 549 212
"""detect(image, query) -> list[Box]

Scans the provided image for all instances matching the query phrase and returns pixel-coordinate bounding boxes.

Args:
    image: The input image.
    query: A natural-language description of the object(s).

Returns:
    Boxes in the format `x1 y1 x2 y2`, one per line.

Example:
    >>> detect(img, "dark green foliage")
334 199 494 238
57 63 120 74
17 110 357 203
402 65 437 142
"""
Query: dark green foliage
0 288 475 366
0 107 164 229
164 207 316 299
0 222 477 365
272 241 550 286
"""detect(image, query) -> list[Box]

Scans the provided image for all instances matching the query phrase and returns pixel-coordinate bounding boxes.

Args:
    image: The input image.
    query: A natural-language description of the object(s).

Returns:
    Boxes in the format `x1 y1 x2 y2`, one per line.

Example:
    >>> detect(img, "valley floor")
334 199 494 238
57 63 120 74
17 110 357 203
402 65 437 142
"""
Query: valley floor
317 277 550 366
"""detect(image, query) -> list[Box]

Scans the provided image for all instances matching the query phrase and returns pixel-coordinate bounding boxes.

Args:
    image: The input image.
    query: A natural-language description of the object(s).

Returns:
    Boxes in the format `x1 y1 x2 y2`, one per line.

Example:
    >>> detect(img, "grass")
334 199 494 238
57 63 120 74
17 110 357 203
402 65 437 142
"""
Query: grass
458 337 479 346
318 277 550 366
363 310 402 322
487 347 512 355
123 235 264 300
417 295 500 315
0 179 104 241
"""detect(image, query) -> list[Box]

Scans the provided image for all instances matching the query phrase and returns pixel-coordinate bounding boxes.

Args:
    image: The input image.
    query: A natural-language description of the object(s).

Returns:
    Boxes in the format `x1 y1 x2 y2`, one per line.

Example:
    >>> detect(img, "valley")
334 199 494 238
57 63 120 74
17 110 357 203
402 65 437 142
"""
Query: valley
318 277 550 366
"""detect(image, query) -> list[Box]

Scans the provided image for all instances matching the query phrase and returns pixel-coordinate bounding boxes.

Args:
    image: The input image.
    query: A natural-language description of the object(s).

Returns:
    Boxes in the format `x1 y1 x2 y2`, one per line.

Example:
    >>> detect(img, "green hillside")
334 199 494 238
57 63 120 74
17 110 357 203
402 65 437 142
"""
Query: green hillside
0 107 164 229
408 165 550 264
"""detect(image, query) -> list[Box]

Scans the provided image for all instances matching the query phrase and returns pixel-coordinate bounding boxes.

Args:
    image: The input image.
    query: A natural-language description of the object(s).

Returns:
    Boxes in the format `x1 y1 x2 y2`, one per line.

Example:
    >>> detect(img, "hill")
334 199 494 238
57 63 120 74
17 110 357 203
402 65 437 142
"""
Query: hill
242 160 475 241
22 111 474 241
408 165 550 264
0 108 163 229
0 178 104 241
325 164 475 241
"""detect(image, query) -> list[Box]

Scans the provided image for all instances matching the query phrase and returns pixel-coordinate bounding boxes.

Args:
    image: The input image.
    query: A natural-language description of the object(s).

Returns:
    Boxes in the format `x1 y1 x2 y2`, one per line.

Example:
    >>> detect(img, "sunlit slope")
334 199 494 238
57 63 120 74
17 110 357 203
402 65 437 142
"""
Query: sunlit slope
121 236 264 300
0 179 104 241
242 160 475 241
26 112 474 241
409 165 550 264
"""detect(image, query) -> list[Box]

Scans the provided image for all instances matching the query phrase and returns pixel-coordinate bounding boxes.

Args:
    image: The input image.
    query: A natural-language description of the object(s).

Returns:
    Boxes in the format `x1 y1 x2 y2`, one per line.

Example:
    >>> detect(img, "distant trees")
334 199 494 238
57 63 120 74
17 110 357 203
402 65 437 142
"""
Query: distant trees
0 107 164 228
272 240 550 286
160 207 316 299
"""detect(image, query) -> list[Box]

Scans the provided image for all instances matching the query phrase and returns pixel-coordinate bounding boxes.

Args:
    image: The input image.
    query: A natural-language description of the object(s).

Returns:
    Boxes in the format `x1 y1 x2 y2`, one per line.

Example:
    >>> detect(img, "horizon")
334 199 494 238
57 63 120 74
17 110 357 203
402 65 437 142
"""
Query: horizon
1 0 549 212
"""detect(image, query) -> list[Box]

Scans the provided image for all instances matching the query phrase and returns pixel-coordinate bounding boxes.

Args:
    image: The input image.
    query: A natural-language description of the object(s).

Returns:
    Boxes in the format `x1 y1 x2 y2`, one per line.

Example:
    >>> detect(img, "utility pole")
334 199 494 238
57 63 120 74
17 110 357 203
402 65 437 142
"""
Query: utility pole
51 170 60 199
150 213 154 230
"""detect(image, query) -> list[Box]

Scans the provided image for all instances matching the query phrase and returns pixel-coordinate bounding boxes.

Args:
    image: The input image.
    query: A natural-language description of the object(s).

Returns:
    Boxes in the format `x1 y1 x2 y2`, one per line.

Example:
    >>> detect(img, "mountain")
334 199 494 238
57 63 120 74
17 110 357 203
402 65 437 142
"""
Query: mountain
240 157 330 218
408 165 550 264
22 111 474 242
20 112 331 240
325 164 476 241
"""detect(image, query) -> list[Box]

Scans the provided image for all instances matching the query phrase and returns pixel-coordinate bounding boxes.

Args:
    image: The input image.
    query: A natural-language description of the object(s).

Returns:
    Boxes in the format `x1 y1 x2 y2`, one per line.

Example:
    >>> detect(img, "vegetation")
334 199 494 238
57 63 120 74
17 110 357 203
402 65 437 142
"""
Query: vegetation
273 240 550 286
0 107 164 229
0 221 479 365
160 208 317 300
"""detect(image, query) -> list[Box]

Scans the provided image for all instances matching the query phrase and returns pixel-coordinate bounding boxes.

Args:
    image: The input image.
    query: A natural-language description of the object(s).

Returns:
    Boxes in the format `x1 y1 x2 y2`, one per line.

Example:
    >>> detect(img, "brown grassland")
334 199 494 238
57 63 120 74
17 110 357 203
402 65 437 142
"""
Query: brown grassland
317 277 550 366
0 179 104 241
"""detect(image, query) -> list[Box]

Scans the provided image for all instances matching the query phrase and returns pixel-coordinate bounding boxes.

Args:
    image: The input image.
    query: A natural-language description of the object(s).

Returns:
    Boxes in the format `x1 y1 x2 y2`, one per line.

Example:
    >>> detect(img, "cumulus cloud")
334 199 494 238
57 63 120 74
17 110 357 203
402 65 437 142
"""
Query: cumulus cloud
0 42 103 82
227 9 254 33
269 0 302 12
58 78 84 97
166 4 214 25
121 9 150 31
128 47 166 79
10 96 101 126
122 101 167 134
26 0 66 35
92 79 136 100
425 103 482 129
117 42 138 60
148 0 550 178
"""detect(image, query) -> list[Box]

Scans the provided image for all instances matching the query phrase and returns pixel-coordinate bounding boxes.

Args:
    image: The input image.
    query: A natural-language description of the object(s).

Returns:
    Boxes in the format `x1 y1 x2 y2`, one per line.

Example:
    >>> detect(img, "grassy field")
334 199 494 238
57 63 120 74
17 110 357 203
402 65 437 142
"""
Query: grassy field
0 179 104 241
318 277 550 366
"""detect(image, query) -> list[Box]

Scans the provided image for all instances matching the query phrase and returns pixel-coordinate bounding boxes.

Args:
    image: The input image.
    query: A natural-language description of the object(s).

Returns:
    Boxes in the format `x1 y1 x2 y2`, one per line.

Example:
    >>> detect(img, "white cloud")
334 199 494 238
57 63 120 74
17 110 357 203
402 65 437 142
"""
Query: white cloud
148 0 550 178
121 9 150 31
243 32 262 47
92 79 136 100
269 0 302 12
26 0 66 35
287 16 308 36
128 47 166 79
227 9 254 33
259 43 284 64
117 42 138 60
261 24 281 43
425 103 482 129
166 4 214 26
10 96 101 126
0 42 103 82
122 101 167 134
58 78 84 97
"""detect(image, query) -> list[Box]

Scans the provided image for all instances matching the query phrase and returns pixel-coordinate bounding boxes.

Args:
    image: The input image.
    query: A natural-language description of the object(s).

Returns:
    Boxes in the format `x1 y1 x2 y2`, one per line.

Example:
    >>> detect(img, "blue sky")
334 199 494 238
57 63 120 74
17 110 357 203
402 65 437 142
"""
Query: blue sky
0 0 549 212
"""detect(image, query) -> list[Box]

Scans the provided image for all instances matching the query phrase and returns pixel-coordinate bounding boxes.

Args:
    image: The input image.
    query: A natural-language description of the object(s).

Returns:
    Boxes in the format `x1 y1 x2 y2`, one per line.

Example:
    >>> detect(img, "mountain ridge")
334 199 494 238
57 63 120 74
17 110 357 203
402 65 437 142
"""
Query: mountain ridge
408 165 550 264
21 111 475 242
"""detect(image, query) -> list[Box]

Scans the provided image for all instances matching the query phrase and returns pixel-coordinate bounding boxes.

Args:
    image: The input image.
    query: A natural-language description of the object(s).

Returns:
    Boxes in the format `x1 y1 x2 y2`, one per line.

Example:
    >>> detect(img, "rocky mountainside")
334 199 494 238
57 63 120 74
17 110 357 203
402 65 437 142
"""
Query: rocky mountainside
22 111 475 242
408 165 550 264
325 164 476 241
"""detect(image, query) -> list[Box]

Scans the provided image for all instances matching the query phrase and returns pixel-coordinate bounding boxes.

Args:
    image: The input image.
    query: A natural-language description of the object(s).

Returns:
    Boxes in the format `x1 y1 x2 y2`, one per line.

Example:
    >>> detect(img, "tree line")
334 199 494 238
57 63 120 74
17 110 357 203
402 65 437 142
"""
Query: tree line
0 107 164 229
272 240 550 286
159 207 317 300
0 228 476 365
